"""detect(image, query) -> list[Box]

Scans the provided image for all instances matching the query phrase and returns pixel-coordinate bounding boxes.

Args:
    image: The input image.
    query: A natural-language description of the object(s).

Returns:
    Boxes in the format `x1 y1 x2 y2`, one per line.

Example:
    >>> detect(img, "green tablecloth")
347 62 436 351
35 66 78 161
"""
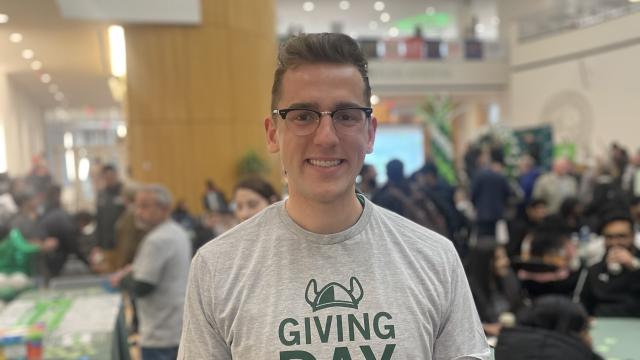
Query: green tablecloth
0 287 130 360
592 318 640 360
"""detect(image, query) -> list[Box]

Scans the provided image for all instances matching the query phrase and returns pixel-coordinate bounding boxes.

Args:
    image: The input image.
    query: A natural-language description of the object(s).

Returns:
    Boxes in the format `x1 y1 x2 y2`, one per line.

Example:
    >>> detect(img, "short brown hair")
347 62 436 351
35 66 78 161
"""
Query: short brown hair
271 33 371 110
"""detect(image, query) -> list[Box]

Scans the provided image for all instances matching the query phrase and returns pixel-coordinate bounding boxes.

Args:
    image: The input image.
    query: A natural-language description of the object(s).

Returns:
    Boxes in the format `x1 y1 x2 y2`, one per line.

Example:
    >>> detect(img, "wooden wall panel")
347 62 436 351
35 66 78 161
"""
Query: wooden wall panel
125 0 277 213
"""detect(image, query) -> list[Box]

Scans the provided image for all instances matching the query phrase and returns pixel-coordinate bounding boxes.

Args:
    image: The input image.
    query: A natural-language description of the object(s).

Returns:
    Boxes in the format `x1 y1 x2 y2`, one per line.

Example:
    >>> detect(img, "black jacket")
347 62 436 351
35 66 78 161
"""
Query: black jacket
495 326 603 360
581 249 640 317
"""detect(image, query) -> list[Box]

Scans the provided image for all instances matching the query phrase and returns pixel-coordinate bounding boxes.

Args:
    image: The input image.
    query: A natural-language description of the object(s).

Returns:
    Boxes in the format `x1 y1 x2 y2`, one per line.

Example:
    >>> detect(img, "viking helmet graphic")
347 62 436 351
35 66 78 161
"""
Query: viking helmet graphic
305 277 364 312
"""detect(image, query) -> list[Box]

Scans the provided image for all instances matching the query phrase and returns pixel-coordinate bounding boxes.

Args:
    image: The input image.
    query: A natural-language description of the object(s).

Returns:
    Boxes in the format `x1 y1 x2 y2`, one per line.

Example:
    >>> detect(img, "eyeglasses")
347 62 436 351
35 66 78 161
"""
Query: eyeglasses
272 107 373 136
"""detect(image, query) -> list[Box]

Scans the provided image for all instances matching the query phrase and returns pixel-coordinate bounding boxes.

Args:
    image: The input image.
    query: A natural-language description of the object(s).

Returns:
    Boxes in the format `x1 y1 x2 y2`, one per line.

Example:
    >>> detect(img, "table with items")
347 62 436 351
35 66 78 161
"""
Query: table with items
0 287 129 360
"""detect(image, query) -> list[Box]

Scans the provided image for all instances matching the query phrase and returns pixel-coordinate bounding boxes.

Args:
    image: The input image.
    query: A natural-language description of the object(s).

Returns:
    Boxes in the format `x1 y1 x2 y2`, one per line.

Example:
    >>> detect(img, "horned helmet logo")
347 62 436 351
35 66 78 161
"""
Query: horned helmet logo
305 277 364 312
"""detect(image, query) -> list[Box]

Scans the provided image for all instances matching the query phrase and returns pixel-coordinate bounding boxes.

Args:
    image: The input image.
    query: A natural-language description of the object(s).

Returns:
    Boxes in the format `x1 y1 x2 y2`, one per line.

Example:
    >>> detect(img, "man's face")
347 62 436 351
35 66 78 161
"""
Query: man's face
265 63 376 205
602 220 634 252
134 191 169 230
102 169 118 186
527 203 548 223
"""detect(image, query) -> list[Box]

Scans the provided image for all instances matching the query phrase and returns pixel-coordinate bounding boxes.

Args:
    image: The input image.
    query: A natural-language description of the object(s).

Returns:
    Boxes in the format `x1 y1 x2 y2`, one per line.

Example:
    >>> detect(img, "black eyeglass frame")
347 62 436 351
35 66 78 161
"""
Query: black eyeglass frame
272 107 373 122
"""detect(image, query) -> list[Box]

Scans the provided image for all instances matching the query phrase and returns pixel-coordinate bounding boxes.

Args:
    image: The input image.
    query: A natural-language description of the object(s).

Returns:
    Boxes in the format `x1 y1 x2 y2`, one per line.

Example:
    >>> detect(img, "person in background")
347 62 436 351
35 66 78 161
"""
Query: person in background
516 154 541 214
495 295 603 360
93 164 125 273
507 198 548 259
38 184 90 278
356 163 377 199
628 196 640 249
202 179 228 213
517 220 582 300
465 243 523 337
233 177 280 222
533 157 578 214
113 186 147 271
471 148 512 237
111 184 191 360
622 148 640 196
9 189 58 258
171 200 197 231
581 211 640 317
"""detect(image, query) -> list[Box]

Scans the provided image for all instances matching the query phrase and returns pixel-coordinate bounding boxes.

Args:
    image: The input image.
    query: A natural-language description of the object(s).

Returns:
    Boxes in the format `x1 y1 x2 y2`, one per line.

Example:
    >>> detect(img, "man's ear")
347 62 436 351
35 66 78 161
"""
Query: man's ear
366 116 377 154
265 117 280 153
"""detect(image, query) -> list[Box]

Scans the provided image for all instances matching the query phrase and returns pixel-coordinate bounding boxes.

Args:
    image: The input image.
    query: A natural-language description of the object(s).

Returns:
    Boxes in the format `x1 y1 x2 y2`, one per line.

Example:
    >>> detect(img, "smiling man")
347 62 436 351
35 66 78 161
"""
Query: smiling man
178 33 489 359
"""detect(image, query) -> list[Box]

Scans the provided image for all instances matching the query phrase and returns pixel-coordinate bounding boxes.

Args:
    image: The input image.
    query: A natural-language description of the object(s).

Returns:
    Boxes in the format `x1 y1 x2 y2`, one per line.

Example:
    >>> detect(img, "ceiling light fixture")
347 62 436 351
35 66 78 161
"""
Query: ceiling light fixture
9 33 23 43
40 73 51 83
370 95 380 105
108 25 127 78
0 14 8 24
374 1 385 11
30 61 43 71
339 1 350 10
380 12 390 23
303 1 315 12
389 27 399 37
21 49 34 60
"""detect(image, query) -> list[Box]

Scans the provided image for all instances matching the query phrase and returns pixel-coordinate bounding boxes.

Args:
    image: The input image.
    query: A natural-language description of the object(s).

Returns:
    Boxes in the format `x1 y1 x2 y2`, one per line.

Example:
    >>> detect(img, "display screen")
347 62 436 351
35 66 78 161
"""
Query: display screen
364 125 425 184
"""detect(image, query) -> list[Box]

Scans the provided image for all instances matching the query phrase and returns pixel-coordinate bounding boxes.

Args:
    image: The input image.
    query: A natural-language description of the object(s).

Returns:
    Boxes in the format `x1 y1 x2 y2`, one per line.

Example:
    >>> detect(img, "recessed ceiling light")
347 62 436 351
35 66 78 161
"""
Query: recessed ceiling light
369 21 379 30
30 60 43 71
303 1 314 12
374 1 385 11
49 84 59 93
0 14 8 24
22 49 35 60
339 1 350 10
54 92 65 101
426 7 435 15
629 0 640 3
388 27 399 37
370 95 380 105
380 12 390 23
40 73 51 83
9 33 23 43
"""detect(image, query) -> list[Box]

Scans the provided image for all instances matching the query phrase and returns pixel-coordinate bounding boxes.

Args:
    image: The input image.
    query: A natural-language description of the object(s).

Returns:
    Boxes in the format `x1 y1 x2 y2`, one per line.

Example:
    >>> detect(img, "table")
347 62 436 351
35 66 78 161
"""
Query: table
0 287 130 360
592 318 640 360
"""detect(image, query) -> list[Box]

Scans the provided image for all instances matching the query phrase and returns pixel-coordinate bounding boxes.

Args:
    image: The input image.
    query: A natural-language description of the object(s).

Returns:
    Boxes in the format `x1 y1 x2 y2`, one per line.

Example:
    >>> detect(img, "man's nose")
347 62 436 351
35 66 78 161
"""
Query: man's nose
313 115 339 146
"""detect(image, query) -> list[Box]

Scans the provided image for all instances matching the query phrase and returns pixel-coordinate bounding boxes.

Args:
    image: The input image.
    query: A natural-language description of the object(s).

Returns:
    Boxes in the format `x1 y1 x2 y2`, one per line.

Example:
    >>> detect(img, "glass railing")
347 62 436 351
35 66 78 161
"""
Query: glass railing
279 36 505 62
517 0 640 42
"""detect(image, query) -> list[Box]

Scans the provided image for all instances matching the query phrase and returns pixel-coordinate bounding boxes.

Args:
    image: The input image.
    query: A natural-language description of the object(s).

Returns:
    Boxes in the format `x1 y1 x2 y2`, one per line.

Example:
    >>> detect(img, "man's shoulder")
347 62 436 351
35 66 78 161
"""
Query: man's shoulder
196 203 280 259
370 202 456 254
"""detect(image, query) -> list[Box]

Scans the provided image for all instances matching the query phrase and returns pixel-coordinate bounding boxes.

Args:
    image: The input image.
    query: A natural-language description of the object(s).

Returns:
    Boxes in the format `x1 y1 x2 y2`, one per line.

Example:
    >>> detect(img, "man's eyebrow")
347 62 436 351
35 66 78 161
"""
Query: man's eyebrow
286 102 318 109
334 101 365 109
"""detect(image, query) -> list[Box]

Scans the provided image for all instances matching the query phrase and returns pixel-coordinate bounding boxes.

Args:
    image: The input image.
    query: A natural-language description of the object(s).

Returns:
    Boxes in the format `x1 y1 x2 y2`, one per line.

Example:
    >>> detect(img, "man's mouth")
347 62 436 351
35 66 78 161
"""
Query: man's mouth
307 159 344 168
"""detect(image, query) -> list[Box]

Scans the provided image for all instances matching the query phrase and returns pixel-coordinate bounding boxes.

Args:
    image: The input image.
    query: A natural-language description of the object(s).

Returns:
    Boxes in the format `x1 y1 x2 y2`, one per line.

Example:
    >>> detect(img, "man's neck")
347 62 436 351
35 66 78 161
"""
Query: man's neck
285 192 363 235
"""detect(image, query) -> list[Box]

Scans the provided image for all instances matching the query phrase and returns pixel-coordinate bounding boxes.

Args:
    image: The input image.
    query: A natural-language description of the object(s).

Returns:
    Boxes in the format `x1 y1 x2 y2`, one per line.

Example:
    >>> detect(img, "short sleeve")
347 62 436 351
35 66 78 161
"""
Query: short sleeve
178 251 231 359
434 246 491 360
132 236 171 285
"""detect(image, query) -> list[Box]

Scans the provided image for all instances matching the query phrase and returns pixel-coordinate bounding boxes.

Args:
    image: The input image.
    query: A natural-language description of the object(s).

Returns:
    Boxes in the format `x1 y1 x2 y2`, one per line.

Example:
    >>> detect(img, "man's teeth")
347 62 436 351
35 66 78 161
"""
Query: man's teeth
309 159 342 167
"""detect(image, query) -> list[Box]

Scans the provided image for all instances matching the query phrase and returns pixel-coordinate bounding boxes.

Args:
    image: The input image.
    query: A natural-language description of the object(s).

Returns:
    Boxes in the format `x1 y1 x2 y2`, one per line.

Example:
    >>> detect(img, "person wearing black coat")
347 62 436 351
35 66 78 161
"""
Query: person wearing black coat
495 295 603 360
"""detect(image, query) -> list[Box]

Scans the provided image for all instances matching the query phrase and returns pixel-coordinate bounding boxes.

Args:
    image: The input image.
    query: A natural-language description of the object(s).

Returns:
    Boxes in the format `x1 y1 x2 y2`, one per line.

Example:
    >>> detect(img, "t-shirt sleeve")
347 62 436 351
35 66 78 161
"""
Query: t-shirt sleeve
132 235 171 285
178 251 231 359
433 246 491 360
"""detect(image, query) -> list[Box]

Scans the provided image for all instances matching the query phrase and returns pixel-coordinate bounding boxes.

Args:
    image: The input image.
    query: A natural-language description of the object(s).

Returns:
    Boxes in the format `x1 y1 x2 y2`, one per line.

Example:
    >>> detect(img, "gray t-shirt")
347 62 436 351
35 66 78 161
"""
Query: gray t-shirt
179 197 489 359
133 219 192 347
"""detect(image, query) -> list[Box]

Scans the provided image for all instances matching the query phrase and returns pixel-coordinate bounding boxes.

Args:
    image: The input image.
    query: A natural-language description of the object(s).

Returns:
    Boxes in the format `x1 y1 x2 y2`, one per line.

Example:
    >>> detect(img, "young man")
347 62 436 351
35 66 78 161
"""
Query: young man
581 212 640 317
179 33 489 359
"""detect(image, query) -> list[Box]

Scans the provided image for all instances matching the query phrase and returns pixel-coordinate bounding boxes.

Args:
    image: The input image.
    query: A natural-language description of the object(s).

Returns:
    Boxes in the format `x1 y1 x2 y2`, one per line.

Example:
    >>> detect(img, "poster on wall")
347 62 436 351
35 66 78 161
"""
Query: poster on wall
513 125 554 171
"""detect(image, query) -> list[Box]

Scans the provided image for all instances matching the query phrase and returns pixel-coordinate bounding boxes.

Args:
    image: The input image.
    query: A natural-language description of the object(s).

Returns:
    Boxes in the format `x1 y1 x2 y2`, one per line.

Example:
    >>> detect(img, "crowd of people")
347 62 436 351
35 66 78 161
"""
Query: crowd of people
363 141 640 358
